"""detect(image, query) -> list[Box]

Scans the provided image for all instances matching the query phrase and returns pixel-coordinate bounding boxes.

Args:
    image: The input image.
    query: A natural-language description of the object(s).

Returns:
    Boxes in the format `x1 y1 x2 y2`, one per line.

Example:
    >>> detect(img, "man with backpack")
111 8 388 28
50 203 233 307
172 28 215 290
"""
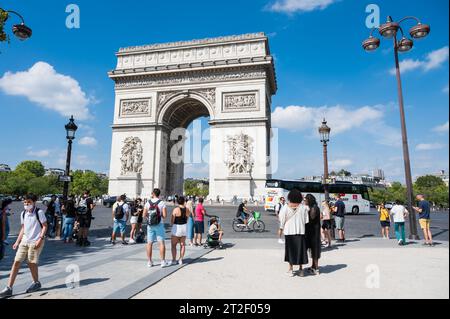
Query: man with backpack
143 188 168 268
0 194 48 299
111 195 130 245
76 190 95 247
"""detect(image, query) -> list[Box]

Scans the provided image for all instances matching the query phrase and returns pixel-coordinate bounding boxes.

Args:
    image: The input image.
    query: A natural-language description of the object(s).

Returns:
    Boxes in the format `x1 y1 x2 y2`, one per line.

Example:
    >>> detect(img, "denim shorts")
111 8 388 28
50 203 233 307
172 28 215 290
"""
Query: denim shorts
335 216 345 230
147 222 165 243
113 220 127 234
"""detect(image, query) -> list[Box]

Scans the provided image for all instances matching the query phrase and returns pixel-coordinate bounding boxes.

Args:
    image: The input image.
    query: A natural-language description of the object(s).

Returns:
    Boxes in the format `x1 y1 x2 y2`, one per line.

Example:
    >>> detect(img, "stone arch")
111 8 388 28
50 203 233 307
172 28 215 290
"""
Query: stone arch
157 91 215 128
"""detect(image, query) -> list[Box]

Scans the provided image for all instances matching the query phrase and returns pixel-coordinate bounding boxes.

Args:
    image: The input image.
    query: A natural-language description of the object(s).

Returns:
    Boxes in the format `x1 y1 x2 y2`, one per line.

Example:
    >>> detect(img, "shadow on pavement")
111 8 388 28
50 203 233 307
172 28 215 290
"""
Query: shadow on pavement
319 264 347 274
187 257 224 264
41 277 110 292
357 234 376 239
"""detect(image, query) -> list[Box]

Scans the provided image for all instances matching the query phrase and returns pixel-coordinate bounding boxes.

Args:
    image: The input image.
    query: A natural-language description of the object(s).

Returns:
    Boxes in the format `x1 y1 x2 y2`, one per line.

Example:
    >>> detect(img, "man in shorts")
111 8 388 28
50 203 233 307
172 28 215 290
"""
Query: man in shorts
144 189 168 268
0 194 48 299
413 194 434 246
333 194 346 242
77 190 95 247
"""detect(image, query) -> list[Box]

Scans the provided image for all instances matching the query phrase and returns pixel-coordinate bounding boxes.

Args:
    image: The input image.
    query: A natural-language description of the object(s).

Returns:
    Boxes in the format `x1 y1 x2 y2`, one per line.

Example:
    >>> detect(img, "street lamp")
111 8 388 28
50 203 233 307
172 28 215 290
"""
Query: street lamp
319 119 331 201
63 116 78 200
0 8 32 42
362 15 430 240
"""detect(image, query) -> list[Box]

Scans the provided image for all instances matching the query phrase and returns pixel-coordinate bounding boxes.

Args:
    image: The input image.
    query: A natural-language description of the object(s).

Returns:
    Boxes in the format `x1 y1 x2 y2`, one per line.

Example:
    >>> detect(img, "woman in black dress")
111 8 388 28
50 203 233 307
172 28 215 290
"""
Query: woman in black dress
305 194 321 275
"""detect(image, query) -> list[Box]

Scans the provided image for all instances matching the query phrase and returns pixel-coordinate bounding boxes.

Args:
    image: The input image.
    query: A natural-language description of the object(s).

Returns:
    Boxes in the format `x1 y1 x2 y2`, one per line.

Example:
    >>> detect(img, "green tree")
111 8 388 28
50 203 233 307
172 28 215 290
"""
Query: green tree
15 161 45 177
70 170 106 197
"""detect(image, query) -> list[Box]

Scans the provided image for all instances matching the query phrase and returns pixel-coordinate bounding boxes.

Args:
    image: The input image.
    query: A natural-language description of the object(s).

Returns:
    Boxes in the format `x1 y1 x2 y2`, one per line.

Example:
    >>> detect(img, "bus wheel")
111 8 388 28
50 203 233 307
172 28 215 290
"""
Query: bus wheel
352 206 360 215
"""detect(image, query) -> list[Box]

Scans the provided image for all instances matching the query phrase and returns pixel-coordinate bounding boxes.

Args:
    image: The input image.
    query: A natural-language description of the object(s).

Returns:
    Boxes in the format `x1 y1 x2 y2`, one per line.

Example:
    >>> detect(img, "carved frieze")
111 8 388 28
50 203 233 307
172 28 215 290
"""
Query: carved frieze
120 98 151 117
114 69 266 89
222 91 258 112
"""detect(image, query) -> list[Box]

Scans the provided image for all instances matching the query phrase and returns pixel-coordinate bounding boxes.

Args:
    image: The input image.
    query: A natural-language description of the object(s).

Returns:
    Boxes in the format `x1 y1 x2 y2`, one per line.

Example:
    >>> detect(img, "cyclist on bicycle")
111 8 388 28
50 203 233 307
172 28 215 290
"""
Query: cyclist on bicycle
236 200 250 229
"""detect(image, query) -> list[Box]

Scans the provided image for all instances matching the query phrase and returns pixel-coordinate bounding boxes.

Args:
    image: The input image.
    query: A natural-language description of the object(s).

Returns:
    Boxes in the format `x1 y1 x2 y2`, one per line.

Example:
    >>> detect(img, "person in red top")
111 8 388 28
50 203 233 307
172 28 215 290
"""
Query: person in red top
193 198 210 246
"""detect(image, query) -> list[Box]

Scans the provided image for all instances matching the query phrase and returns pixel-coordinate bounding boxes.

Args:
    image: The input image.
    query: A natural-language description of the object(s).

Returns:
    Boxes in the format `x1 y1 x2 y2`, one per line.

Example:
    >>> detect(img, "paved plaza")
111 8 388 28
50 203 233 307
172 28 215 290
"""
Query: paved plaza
1 202 448 299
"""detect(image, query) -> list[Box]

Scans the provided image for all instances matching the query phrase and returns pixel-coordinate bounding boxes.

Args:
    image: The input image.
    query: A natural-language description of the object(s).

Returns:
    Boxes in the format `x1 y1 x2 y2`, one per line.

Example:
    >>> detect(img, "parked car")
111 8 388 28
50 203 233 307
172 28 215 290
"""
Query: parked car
103 196 117 208
41 194 63 206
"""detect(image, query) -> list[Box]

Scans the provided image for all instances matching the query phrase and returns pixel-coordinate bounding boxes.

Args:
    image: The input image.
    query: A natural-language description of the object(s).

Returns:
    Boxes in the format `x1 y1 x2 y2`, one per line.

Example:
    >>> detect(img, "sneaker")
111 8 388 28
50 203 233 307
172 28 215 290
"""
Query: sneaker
298 270 305 277
178 259 183 265
428 242 435 247
26 281 42 294
121 241 128 245
285 270 295 277
398 240 403 246
83 239 91 247
110 240 116 245
161 260 168 268
278 238 285 244
0 286 12 299
129 239 136 244
147 261 154 268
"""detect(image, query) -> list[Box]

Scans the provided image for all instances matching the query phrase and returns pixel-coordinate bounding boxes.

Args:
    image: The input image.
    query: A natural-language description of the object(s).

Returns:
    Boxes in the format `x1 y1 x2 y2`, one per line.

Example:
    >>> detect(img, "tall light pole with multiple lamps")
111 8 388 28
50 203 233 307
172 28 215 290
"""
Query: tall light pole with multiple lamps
62 116 78 201
0 8 32 42
319 119 331 202
362 16 431 240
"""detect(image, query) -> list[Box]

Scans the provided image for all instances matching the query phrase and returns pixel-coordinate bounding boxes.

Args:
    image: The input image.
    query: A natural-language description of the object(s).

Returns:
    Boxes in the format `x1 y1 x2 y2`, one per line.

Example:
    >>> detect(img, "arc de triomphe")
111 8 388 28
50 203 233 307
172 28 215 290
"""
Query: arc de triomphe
108 32 277 200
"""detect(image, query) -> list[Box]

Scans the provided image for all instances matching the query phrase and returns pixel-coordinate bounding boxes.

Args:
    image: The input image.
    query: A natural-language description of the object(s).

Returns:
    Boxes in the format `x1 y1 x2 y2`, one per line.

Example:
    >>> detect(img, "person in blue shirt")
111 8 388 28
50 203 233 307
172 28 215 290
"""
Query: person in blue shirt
332 195 346 243
413 194 433 246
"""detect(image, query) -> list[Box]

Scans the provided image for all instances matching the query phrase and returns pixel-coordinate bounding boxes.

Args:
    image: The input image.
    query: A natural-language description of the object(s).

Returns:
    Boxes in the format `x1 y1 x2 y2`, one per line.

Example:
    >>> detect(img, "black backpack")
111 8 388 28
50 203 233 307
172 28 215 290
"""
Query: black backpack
147 200 161 226
114 203 125 220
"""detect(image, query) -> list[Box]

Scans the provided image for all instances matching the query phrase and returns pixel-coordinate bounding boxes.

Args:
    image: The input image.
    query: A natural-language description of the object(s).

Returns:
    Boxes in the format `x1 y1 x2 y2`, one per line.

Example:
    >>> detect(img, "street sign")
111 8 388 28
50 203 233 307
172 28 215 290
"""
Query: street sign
58 175 72 183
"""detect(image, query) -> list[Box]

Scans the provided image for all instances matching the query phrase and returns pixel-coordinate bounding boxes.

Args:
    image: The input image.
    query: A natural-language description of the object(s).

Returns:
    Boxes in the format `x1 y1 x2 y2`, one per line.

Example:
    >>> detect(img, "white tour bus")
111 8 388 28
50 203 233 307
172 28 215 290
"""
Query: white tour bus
265 179 371 215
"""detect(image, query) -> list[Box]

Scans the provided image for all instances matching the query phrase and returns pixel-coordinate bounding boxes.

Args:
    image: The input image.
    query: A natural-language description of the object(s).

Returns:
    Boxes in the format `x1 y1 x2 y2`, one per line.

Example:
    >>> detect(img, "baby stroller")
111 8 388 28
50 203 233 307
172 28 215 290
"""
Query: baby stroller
203 215 223 249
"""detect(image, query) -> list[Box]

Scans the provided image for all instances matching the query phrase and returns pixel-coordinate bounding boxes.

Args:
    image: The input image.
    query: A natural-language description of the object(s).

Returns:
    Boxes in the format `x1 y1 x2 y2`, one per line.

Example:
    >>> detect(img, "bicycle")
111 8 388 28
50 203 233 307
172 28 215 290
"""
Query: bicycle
232 211 265 233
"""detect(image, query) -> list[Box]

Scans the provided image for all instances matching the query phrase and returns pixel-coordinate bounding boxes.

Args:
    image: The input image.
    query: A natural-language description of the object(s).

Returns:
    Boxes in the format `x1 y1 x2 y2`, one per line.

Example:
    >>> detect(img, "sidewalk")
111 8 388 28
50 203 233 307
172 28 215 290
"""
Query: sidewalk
1 237 448 299
0 238 212 299
135 238 449 299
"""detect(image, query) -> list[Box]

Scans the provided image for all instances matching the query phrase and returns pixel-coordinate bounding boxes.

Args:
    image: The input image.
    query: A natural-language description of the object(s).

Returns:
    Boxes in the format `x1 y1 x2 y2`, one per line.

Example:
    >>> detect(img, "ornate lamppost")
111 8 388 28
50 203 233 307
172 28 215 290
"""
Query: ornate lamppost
362 16 430 240
0 8 32 43
319 119 331 201
62 116 78 200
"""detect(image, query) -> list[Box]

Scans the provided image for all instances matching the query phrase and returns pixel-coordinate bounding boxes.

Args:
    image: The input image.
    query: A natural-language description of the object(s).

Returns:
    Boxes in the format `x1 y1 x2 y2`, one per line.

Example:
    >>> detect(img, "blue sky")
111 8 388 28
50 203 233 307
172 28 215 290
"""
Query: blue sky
0 0 448 182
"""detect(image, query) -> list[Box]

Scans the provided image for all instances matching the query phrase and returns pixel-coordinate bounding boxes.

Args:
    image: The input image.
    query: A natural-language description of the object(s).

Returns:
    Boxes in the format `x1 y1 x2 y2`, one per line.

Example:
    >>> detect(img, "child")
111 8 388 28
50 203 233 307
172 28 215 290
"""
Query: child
208 218 223 243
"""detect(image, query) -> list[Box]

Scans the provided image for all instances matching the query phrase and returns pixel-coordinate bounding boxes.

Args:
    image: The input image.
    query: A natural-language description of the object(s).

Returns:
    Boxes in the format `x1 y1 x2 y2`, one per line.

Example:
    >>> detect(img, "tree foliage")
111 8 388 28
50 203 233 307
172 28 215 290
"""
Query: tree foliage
0 161 108 197
184 179 209 198
15 161 45 177
369 177 449 208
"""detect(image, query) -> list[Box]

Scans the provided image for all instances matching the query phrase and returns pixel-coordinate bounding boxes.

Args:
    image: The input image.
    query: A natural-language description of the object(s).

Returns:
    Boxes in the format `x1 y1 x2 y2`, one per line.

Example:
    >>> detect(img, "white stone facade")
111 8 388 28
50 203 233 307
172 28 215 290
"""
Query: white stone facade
108 33 277 200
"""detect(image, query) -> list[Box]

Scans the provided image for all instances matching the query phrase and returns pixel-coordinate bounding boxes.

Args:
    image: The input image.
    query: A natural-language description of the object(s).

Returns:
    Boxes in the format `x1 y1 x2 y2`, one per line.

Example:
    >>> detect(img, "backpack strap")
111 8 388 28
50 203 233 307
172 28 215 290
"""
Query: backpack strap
22 208 43 229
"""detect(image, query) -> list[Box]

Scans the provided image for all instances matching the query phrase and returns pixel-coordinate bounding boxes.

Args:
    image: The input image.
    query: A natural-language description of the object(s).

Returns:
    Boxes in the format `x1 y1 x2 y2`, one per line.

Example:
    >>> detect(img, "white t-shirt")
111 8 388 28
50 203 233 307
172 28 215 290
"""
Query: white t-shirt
390 204 408 223
144 198 166 225
278 204 310 236
113 202 130 222
21 208 47 244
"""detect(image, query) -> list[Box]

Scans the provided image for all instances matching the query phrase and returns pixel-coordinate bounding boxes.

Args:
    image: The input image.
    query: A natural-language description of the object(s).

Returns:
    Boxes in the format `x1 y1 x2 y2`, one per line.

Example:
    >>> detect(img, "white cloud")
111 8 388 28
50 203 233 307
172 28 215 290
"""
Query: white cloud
432 121 449 133
390 46 449 75
272 103 402 147
271 104 384 134
78 136 98 146
0 62 92 120
27 149 50 158
329 159 353 168
267 0 337 13
415 143 444 151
